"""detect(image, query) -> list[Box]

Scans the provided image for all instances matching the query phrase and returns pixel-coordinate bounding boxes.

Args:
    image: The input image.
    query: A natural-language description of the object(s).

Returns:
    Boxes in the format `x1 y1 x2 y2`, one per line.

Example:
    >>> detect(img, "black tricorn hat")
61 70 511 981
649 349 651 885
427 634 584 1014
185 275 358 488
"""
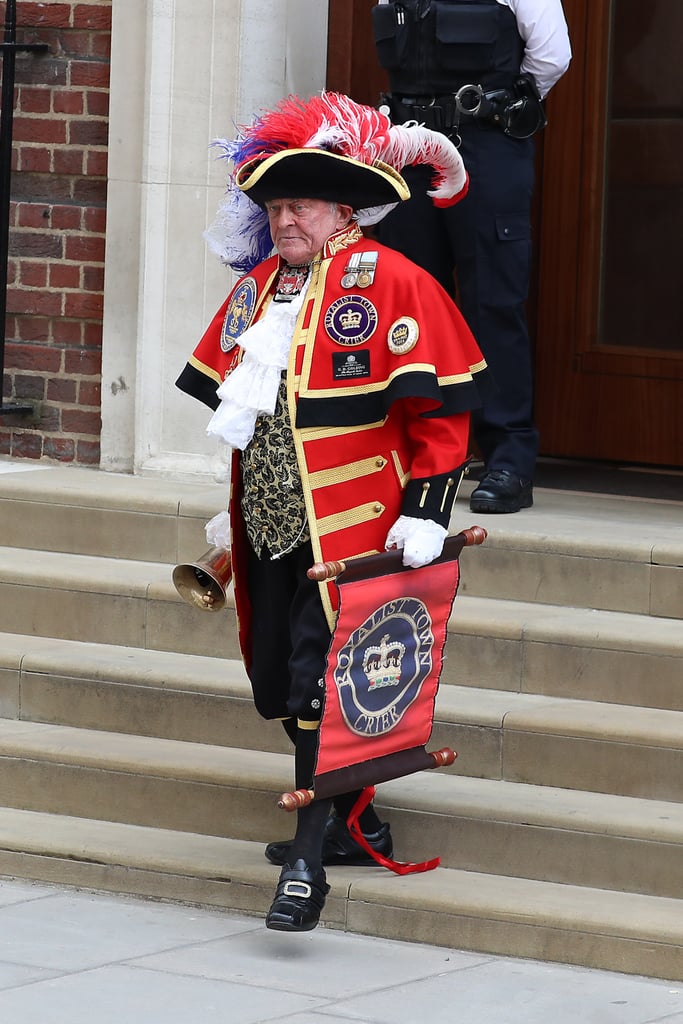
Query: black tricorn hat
235 148 410 209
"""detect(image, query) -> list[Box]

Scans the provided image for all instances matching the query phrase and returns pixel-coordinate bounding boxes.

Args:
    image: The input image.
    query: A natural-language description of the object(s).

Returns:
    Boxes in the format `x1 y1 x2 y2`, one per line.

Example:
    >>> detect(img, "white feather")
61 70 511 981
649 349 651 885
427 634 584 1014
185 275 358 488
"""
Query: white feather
380 123 467 202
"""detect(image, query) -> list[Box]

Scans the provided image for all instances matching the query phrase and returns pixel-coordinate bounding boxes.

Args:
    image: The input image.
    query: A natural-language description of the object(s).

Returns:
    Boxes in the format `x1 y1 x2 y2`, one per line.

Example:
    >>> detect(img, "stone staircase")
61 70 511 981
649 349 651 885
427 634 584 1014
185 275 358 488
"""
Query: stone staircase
0 463 682 980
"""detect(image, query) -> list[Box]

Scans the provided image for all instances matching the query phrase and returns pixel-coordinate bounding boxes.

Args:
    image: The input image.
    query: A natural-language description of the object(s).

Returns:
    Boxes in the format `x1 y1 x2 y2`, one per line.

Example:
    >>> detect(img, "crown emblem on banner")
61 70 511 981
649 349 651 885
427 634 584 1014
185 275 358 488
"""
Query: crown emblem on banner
340 308 363 330
362 634 406 690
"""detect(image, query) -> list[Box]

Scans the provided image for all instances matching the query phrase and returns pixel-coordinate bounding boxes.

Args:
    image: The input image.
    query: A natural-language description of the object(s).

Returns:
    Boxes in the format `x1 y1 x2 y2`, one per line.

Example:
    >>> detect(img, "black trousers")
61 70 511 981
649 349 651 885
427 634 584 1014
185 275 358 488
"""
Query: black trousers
245 540 331 724
377 124 539 481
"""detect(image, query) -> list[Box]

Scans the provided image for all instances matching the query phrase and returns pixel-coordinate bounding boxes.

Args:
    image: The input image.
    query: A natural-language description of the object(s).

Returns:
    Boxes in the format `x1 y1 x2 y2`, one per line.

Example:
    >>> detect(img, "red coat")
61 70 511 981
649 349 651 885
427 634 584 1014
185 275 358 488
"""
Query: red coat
177 226 489 665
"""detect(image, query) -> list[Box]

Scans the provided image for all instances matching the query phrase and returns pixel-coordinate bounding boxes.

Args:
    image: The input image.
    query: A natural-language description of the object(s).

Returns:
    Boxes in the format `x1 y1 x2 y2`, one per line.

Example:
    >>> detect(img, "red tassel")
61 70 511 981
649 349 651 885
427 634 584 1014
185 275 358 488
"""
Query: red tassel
347 786 440 876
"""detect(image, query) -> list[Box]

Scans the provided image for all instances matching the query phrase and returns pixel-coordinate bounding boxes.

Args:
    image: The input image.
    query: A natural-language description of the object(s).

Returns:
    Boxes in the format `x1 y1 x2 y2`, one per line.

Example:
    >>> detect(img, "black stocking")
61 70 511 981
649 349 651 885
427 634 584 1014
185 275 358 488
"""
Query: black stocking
333 790 382 833
286 724 331 870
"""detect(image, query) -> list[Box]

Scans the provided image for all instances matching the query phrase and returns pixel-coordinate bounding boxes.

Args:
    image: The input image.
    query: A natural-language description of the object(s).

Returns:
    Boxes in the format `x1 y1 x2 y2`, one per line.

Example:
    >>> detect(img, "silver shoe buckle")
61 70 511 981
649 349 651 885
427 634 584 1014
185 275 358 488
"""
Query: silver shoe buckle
283 880 312 899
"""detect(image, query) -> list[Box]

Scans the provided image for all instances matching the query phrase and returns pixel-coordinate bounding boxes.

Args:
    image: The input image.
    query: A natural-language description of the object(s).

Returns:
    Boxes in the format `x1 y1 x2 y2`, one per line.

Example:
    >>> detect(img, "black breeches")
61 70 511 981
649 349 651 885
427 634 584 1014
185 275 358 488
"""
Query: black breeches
245 540 331 723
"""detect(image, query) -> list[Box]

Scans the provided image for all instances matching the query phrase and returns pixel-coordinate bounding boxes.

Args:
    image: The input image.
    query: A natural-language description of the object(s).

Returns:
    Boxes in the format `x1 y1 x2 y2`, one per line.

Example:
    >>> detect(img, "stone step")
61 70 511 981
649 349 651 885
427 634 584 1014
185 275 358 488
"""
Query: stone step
1 532 681 711
0 633 288 755
0 806 681 982
450 596 683 711
0 466 223 564
0 547 235 659
1 466 681 619
457 482 683 620
3 633 683 801
0 718 682 899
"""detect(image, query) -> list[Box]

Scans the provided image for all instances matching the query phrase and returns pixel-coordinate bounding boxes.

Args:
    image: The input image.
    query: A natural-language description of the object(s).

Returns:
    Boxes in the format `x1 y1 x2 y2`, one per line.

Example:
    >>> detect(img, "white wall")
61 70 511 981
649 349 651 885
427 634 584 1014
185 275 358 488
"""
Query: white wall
101 0 330 479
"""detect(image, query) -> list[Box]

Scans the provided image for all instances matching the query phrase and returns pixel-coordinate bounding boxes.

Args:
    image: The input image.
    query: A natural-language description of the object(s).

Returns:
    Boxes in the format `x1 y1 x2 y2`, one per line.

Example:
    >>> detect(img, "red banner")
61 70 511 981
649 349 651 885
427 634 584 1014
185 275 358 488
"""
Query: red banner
313 536 465 799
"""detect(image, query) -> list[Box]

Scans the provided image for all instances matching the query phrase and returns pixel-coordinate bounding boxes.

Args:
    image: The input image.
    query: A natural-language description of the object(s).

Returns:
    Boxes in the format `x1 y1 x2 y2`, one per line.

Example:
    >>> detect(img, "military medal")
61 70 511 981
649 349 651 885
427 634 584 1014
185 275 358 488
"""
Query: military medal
341 251 378 289
341 252 361 288
356 251 378 288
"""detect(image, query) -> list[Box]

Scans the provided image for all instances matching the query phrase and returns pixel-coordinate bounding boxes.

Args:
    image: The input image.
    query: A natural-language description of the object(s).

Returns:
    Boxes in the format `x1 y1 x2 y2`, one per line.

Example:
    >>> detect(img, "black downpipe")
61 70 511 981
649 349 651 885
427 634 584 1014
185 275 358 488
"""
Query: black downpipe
0 0 47 415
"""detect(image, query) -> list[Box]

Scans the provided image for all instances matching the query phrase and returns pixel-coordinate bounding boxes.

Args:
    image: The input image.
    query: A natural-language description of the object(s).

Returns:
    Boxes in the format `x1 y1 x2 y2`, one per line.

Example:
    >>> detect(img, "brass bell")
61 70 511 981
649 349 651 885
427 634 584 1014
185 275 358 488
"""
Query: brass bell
172 547 232 611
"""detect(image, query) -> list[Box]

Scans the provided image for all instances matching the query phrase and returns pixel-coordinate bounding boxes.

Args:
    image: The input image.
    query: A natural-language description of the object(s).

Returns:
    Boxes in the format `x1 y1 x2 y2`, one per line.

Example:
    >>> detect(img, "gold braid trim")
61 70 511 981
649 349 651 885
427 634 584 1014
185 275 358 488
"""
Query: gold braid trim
317 501 386 537
308 455 388 490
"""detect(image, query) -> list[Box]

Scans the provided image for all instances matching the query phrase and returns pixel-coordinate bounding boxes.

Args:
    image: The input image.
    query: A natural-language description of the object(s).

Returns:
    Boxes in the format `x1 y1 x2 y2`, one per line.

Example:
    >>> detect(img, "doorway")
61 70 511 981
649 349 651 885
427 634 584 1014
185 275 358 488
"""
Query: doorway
327 0 683 469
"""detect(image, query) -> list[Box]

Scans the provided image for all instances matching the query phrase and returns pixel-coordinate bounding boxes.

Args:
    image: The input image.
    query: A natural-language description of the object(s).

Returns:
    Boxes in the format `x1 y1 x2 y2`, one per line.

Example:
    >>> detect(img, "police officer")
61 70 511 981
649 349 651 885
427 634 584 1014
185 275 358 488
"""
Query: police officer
373 0 571 513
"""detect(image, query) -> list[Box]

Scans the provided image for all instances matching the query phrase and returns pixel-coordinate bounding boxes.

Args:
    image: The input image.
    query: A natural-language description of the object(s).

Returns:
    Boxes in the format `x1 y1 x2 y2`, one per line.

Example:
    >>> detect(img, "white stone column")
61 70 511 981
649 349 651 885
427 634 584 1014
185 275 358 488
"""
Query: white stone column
101 0 329 479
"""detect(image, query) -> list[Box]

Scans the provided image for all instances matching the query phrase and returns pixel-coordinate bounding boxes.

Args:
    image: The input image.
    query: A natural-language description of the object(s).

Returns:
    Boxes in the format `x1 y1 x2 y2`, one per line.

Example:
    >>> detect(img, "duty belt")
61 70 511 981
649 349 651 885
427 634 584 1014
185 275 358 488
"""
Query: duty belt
387 94 467 133
384 79 547 141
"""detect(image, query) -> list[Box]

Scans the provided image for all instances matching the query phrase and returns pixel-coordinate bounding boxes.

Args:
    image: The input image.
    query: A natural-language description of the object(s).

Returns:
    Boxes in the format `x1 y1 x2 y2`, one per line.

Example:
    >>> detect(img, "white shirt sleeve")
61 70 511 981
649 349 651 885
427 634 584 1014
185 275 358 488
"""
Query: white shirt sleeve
501 0 572 98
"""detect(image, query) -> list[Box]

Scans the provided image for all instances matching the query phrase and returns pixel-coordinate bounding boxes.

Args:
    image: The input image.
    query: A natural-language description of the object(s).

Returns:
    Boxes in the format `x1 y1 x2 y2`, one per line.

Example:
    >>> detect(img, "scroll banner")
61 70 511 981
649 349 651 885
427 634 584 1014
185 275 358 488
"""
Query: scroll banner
313 533 469 801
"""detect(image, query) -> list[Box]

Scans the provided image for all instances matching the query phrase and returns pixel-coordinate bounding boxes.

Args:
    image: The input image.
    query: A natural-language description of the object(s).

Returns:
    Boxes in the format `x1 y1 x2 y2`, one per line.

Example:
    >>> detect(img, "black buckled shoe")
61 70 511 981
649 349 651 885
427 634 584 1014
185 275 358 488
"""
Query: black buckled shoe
469 470 533 514
265 815 393 868
265 859 330 932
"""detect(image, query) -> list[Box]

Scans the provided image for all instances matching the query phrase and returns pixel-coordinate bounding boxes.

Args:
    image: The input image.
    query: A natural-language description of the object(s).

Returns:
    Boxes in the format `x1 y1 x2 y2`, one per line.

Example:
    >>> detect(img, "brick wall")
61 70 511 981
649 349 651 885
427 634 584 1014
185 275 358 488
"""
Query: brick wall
0 0 111 464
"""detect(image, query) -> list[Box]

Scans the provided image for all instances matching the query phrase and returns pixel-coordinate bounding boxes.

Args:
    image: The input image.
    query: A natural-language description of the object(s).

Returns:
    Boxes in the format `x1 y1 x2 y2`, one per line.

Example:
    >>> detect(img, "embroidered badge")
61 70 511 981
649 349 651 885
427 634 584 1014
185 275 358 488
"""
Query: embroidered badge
332 351 371 380
324 295 378 346
387 317 419 355
333 597 434 737
221 277 257 352
273 263 309 302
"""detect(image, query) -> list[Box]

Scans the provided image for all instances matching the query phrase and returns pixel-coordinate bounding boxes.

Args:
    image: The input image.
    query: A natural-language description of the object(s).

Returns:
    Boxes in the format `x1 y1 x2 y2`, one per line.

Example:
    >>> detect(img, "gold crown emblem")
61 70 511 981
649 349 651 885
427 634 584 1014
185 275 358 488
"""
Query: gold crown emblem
362 633 405 690
340 307 363 331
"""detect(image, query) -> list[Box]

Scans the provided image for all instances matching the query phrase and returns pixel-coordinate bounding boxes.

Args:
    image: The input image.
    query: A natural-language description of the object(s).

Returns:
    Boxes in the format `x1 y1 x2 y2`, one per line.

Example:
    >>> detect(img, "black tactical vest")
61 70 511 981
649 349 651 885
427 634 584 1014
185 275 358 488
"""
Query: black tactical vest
372 0 525 96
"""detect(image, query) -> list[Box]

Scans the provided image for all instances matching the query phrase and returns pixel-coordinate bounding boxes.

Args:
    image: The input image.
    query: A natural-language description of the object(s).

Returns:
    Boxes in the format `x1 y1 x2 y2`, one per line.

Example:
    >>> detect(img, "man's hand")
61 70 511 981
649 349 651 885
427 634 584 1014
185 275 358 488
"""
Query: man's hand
385 515 448 568
205 509 231 549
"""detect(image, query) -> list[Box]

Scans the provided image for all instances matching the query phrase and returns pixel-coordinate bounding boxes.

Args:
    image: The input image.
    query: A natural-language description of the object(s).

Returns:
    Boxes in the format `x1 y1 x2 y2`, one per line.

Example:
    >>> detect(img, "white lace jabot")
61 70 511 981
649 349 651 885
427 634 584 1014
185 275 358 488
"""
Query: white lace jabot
206 277 310 450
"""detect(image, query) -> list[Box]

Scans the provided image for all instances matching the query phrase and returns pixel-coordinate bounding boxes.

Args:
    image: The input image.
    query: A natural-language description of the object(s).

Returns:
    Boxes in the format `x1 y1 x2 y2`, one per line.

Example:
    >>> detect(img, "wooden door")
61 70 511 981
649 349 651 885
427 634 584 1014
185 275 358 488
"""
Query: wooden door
327 0 683 468
534 0 682 466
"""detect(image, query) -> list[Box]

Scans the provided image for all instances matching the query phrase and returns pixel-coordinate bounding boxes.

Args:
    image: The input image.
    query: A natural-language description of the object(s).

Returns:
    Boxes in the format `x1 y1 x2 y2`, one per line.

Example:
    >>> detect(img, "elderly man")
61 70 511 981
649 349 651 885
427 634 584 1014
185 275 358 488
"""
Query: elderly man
176 92 490 932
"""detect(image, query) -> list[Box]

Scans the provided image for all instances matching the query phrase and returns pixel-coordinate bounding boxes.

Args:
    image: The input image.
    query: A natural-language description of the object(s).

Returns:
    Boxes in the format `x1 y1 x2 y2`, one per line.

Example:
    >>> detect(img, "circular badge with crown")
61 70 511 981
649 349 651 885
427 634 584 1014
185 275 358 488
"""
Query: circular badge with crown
324 295 378 346
333 597 434 737
387 316 419 355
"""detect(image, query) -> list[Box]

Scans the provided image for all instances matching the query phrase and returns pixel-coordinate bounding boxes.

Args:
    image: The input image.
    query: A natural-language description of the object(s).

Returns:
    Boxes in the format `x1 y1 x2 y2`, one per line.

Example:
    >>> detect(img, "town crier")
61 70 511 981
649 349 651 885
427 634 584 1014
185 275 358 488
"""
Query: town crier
176 91 490 932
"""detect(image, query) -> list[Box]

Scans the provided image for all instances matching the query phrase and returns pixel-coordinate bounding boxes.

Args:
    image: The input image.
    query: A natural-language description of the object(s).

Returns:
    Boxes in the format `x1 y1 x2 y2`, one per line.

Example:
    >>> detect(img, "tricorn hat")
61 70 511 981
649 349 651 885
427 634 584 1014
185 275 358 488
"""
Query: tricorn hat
205 92 468 274
235 149 410 209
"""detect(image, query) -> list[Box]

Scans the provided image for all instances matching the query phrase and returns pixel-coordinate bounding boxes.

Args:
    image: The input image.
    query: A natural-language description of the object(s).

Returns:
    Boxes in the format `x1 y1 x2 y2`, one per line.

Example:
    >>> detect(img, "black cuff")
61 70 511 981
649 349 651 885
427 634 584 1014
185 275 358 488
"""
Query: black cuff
175 363 220 411
401 464 466 529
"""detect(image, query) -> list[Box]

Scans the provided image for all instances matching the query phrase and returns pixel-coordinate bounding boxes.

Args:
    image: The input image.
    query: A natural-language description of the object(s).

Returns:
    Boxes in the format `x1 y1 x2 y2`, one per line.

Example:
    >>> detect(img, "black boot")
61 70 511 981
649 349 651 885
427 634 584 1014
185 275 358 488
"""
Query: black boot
265 814 393 867
265 859 330 932
470 470 533 513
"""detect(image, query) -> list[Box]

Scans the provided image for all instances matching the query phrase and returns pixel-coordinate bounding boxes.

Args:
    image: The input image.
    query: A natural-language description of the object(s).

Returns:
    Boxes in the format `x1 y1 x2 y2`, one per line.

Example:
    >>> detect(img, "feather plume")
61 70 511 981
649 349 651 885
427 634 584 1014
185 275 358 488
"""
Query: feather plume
234 92 394 170
380 123 468 205
202 93 469 271
204 138 273 274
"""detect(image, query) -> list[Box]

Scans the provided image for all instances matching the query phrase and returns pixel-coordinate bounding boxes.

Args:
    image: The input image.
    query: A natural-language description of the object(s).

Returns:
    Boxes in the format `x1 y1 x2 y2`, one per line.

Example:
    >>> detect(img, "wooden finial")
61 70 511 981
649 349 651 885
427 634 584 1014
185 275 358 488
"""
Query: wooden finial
462 525 487 546
427 747 458 768
307 559 346 582
278 788 314 811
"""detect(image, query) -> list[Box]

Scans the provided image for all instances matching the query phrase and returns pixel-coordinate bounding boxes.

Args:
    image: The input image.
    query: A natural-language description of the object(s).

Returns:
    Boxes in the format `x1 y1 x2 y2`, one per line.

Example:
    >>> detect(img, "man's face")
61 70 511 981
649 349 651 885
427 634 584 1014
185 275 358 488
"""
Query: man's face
265 198 353 265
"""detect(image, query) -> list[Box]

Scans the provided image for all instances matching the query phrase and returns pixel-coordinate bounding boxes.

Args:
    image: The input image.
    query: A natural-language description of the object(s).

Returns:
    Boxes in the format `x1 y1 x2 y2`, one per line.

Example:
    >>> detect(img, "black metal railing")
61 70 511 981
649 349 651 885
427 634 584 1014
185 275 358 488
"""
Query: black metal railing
0 0 47 415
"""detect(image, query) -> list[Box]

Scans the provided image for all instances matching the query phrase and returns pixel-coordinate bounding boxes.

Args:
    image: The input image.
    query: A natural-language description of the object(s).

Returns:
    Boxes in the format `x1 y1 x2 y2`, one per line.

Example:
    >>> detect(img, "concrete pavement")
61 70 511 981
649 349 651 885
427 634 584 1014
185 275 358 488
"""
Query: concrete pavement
0 877 681 1023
